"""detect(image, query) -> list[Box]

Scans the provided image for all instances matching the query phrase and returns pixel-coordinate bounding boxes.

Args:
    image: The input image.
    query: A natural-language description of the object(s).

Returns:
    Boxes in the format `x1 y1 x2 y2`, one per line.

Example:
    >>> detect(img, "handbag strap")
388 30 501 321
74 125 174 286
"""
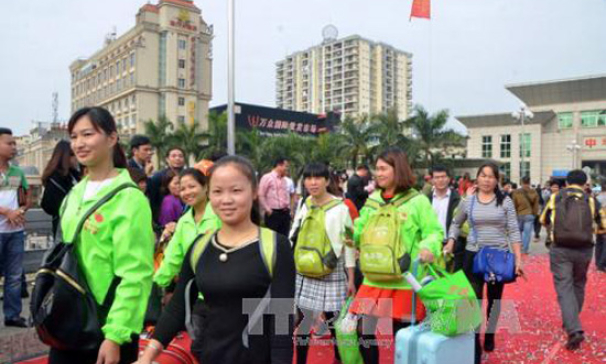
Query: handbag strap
63 183 137 244
469 195 478 243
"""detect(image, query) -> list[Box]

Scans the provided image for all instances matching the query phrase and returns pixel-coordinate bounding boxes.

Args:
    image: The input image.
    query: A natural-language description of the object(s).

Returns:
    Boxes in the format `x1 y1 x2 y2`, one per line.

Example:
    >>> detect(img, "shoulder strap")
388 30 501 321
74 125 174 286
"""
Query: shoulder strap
189 230 217 275
469 195 477 243
364 199 384 210
391 189 420 208
321 198 343 212
259 227 277 278
67 183 137 244
520 189 534 210
189 227 276 277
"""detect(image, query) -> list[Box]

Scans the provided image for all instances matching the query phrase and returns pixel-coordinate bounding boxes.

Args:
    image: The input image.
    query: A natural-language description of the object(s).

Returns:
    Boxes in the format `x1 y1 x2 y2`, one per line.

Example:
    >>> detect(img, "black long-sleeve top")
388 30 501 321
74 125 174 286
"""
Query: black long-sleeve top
153 232 295 364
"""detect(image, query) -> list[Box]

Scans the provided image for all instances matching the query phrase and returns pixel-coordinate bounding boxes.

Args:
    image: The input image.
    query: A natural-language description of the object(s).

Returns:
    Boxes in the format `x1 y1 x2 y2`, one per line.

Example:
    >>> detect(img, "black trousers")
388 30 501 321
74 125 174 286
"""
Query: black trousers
265 209 291 237
462 250 505 364
356 316 410 364
295 308 340 364
48 335 139 364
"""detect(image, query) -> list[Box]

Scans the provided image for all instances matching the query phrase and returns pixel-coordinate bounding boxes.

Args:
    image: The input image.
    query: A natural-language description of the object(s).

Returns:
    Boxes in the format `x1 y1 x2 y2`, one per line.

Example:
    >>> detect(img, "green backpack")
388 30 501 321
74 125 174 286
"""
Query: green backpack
294 197 343 278
359 189 419 282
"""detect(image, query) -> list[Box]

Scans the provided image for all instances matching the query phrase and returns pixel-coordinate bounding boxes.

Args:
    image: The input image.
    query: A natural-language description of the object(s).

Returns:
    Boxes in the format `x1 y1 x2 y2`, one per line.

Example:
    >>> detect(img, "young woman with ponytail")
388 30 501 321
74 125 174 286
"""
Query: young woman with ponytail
445 162 523 364
48 107 155 364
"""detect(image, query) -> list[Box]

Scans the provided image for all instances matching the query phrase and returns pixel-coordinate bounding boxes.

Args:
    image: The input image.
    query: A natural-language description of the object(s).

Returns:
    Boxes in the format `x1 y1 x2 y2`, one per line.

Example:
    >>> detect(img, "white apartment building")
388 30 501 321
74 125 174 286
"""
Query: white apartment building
276 34 413 121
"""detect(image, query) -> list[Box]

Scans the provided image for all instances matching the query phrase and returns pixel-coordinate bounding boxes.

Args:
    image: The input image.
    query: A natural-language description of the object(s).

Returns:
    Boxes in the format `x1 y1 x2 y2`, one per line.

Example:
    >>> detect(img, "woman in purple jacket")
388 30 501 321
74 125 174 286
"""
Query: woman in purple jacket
158 170 184 227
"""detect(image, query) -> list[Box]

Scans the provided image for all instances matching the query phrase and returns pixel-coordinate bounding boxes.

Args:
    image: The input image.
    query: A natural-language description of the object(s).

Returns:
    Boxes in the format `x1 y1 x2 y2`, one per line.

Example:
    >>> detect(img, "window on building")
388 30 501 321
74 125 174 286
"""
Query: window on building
110 66 114 78
581 110 606 127
500 162 511 180
178 97 185 106
500 134 511 158
125 98 129 108
178 39 187 50
520 161 530 179
130 53 135 68
178 115 185 124
122 59 127 73
131 114 137 126
178 78 186 88
179 59 186 69
481 135 492 158
116 61 120 74
558 112 573 129
519 133 531 158
117 79 121 91
130 73 135 86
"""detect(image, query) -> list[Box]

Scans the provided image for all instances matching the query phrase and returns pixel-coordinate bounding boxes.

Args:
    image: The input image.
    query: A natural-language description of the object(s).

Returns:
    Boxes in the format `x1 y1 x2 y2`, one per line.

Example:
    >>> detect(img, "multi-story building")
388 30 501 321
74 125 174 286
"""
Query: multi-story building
69 0 213 137
15 122 68 175
457 74 606 184
276 35 413 121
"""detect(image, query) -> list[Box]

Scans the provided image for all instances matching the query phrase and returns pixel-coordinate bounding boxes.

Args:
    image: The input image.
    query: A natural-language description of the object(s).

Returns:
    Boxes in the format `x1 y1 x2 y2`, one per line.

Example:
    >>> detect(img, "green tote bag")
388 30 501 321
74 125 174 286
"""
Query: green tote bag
417 265 482 336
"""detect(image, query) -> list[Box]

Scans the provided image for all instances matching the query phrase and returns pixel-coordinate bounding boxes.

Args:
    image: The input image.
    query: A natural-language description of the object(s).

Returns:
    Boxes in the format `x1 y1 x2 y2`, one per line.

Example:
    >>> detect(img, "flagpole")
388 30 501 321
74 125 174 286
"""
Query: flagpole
227 0 236 155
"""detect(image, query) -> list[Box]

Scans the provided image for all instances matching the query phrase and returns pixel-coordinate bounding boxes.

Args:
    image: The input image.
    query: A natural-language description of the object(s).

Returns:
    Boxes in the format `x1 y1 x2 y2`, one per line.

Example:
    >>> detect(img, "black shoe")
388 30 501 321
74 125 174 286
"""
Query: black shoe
484 334 495 352
565 332 584 351
4 317 28 328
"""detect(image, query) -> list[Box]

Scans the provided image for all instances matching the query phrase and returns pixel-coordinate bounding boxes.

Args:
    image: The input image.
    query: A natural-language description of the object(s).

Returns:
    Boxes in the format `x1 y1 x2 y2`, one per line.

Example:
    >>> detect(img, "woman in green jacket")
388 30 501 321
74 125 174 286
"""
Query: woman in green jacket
49 107 154 364
153 168 221 288
348 148 443 364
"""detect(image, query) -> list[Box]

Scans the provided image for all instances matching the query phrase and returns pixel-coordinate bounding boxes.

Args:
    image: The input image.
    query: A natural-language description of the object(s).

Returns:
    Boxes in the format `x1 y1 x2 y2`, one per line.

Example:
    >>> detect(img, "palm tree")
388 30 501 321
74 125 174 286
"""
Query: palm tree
236 128 267 171
199 111 228 158
144 116 174 168
172 121 210 165
339 115 374 169
404 105 463 169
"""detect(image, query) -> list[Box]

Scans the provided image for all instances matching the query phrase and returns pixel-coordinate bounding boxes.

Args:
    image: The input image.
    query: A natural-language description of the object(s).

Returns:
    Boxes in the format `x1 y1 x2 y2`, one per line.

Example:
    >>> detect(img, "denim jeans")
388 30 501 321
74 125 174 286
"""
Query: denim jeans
0 231 25 320
518 215 535 254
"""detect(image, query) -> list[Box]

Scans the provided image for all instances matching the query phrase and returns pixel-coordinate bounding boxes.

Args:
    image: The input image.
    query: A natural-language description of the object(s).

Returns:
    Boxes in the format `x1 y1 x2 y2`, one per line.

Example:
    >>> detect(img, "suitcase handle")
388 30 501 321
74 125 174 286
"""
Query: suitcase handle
410 259 420 326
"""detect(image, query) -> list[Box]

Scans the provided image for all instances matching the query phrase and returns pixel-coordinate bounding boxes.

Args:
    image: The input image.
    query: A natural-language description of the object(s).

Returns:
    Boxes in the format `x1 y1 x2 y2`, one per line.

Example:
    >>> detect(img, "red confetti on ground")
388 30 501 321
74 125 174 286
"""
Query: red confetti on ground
308 254 606 364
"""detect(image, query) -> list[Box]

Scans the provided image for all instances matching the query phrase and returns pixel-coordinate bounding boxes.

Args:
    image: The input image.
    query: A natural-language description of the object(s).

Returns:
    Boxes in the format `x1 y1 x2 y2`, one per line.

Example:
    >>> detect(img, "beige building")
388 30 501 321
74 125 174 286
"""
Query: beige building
15 122 68 175
276 34 413 121
70 0 213 137
458 74 606 184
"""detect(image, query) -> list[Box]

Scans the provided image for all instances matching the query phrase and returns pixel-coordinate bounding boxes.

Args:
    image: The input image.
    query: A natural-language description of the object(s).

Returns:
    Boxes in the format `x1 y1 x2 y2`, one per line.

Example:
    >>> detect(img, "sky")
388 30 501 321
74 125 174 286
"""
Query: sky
1 0 605 135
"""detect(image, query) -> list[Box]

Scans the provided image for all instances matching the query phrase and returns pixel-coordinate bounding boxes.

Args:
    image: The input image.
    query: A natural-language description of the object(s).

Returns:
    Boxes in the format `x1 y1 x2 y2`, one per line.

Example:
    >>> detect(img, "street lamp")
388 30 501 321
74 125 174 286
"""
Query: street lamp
566 139 581 170
227 0 236 155
512 105 534 180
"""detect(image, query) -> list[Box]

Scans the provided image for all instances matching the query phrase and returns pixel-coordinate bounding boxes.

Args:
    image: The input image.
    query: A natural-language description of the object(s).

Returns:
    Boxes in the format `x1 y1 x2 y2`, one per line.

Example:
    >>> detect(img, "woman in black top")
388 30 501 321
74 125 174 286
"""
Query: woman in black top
40 140 80 236
136 155 295 364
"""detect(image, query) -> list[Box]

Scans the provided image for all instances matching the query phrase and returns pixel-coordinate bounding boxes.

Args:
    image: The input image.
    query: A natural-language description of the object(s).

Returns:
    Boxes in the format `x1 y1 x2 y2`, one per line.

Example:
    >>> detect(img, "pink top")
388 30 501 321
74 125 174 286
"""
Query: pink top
258 171 290 212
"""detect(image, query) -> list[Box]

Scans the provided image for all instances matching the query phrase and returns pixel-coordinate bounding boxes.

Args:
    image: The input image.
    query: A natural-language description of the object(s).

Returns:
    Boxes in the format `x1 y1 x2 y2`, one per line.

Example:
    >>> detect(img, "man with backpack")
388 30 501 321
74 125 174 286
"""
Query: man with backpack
540 170 603 351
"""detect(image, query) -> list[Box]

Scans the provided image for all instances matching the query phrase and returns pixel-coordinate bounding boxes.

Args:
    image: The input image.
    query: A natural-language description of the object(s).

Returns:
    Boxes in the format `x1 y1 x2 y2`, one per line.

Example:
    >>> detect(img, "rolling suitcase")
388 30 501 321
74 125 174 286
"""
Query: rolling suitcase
395 265 475 364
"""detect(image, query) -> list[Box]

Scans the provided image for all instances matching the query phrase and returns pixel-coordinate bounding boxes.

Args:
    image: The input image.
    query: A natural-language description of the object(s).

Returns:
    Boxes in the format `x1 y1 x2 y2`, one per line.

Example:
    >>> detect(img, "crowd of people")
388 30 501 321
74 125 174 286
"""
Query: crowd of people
0 106 605 364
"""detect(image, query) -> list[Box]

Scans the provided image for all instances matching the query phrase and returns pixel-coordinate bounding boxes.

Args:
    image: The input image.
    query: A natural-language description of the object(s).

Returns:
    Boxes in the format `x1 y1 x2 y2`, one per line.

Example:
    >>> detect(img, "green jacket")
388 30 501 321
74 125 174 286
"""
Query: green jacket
153 203 221 287
60 169 154 345
354 189 444 289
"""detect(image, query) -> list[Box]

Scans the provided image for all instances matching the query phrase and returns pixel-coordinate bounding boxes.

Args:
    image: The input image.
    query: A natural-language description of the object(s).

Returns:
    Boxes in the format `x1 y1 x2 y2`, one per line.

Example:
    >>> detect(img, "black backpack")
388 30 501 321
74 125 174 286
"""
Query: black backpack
30 183 136 351
553 188 594 248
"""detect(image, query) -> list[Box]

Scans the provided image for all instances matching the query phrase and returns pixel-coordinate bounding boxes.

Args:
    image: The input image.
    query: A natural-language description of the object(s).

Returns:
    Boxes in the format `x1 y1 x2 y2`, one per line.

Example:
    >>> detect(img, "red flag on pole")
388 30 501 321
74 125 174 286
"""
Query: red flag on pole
410 0 431 20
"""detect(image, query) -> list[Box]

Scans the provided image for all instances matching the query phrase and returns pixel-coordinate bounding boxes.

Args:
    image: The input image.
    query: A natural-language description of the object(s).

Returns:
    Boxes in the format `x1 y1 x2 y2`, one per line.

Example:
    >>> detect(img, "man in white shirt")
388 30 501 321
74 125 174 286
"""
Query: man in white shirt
426 165 462 270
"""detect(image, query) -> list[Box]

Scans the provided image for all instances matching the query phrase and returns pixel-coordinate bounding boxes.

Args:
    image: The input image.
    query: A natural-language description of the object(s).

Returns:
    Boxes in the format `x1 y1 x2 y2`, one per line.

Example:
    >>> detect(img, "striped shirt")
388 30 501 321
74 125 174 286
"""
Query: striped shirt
448 195 521 252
